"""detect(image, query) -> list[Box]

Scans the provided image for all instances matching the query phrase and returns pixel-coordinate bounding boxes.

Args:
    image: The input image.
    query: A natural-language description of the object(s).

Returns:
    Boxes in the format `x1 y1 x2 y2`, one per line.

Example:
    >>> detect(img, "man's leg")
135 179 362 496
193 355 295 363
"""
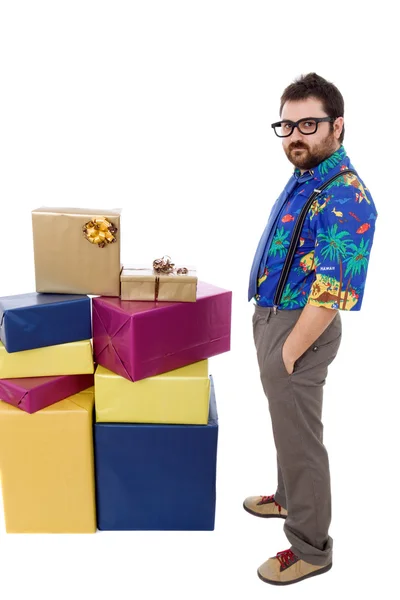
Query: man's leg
254 306 342 566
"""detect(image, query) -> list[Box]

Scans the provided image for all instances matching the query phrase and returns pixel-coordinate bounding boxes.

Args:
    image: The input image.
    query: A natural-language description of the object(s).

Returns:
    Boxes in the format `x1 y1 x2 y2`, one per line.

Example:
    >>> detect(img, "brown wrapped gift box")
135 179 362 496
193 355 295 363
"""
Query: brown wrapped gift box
32 207 122 296
120 266 197 302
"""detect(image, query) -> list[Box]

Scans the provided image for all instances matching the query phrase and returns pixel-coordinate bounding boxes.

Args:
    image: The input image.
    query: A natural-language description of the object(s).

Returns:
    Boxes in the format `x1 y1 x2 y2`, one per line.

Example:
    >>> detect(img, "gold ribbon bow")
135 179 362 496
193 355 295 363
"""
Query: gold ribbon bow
83 217 118 248
152 255 189 300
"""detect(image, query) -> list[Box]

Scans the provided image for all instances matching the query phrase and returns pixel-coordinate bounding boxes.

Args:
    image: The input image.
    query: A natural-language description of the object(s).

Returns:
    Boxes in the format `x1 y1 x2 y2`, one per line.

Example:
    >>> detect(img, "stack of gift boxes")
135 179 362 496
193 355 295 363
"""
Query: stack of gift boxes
0 207 232 533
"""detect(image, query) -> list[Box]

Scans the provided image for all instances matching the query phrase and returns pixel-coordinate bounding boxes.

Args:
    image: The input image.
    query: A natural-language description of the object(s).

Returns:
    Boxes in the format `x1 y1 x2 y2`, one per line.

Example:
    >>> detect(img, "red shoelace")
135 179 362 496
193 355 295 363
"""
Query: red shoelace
276 549 298 570
260 495 283 512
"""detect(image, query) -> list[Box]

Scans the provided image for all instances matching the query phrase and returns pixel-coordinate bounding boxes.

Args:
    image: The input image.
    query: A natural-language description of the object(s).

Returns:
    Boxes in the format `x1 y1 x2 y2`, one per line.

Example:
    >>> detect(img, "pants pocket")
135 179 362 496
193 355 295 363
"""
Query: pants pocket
275 327 296 378
290 314 342 374
294 330 342 375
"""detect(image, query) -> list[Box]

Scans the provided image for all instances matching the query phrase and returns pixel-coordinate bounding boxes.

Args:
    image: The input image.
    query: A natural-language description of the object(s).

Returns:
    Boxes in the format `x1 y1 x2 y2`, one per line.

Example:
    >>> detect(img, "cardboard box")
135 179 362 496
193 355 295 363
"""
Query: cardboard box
32 207 121 296
120 265 197 302
0 292 91 353
93 281 232 382
0 388 97 533
95 360 209 424
0 339 94 379
94 377 218 530
0 373 94 414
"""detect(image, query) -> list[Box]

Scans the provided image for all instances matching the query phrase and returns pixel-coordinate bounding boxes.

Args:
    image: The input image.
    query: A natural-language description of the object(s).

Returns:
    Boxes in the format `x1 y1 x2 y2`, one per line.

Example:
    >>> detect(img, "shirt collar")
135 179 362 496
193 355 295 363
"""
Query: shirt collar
293 144 348 183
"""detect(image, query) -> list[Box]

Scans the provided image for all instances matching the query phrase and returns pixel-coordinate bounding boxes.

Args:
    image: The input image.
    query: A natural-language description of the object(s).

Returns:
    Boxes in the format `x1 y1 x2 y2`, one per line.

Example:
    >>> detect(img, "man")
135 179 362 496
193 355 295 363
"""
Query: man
245 73 378 586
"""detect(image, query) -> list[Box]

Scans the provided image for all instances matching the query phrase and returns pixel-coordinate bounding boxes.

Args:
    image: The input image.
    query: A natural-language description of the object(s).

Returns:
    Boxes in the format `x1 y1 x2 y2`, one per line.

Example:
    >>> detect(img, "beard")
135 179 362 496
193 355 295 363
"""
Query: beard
284 131 338 171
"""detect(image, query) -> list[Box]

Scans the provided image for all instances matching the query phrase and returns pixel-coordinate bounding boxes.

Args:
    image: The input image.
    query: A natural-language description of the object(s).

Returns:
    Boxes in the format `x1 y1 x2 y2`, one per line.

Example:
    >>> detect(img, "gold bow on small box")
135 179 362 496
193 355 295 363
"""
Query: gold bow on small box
120 255 197 302
82 217 118 248
152 255 189 276
152 255 190 299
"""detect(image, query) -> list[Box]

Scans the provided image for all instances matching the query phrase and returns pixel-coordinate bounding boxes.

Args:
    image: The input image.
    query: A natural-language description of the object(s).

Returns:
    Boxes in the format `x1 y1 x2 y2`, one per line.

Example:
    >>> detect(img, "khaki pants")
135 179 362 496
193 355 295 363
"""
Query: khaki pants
252 305 342 566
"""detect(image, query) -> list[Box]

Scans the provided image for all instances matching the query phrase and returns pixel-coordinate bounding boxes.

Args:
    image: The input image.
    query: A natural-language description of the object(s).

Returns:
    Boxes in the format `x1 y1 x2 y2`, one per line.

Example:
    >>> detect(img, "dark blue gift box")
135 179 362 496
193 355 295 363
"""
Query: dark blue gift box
0 292 92 353
94 376 218 531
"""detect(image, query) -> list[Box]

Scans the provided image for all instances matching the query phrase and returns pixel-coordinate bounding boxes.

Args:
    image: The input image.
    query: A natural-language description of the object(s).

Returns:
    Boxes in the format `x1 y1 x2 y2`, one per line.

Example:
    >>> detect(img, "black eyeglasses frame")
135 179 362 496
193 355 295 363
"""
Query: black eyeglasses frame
271 116 337 137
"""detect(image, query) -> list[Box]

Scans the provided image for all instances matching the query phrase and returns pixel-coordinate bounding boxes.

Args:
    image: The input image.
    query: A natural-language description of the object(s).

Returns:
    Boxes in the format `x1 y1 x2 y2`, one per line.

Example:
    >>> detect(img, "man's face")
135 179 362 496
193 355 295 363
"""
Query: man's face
280 97 342 173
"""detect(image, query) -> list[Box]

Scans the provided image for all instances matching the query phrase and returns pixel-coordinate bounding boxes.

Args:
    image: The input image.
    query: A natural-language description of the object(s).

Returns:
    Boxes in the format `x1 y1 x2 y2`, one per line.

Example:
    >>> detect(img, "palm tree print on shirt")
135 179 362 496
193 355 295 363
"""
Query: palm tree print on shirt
317 223 352 305
319 148 346 176
312 224 369 309
281 282 305 309
268 226 290 258
342 237 370 309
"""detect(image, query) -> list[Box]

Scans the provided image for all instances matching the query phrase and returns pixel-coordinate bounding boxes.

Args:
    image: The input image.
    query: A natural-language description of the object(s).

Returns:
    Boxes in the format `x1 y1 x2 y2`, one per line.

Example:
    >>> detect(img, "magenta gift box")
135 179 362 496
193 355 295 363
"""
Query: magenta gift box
0 373 94 414
93 281 232 382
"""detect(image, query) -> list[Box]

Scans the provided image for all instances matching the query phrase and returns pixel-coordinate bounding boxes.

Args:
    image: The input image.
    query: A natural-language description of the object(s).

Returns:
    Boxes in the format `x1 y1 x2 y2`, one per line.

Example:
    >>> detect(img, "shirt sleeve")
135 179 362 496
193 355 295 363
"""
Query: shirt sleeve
306 179 378 311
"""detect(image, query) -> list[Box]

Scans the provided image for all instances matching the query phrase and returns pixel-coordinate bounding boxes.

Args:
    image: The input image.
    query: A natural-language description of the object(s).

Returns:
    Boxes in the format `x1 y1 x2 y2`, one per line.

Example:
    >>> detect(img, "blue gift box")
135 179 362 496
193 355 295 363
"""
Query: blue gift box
0 293 92 353
94 376 218 531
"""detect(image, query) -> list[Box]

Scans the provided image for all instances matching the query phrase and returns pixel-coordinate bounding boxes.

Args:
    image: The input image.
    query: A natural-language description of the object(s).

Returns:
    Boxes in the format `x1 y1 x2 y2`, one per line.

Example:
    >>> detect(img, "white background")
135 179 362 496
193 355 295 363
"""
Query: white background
0 1 397 598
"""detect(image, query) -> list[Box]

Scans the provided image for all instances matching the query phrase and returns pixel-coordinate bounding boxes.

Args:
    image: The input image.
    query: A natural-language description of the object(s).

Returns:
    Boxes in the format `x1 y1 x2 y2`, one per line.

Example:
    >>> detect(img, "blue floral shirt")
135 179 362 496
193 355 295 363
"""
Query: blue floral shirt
256 145 378 310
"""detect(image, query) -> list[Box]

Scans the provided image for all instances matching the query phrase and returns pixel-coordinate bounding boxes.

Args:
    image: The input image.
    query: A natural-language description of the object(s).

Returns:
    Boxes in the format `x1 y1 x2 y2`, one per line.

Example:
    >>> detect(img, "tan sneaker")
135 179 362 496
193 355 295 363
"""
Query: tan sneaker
257 548 332 585
243 494 287 518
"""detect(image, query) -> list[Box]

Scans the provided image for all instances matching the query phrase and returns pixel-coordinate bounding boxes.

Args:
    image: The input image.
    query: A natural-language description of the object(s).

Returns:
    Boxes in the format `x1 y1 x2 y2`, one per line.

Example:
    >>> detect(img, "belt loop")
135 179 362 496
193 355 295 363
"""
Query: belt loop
266 309 272 324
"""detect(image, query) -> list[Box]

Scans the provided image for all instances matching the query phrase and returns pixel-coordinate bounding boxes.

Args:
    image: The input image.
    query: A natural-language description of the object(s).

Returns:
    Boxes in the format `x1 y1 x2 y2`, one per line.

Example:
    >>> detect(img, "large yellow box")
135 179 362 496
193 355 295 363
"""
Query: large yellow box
0 388 96 533
0 339 94 378
95 360 210 424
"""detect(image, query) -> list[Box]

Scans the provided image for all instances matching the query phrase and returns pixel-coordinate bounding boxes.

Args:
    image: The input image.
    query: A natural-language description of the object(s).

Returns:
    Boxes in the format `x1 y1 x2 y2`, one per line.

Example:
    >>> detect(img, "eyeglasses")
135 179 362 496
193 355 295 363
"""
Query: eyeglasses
271 116 337 137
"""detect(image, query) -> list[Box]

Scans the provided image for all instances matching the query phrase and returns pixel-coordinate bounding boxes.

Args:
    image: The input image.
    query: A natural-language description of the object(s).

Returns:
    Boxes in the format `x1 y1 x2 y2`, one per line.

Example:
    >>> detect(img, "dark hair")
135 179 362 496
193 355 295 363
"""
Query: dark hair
279 72 345 143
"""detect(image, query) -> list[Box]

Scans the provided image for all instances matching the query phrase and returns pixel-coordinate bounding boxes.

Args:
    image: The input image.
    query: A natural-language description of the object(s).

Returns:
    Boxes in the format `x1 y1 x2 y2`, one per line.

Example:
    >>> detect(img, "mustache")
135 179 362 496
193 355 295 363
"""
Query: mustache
290 145 307 150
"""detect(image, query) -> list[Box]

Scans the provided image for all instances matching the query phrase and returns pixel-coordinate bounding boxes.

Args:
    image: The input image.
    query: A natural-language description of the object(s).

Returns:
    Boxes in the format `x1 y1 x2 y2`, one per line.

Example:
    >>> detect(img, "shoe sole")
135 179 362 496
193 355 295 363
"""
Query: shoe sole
257 562 332 585
243 501 287 519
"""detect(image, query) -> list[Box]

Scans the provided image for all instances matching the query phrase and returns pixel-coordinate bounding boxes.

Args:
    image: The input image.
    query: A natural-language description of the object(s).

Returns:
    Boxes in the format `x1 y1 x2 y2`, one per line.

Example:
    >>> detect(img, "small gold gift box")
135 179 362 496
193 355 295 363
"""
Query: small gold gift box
120 256 197 302
32 207 122 296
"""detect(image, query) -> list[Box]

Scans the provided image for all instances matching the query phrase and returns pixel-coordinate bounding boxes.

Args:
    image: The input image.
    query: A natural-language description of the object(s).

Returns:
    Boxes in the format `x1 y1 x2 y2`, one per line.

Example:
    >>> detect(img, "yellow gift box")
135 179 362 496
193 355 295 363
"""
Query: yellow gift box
120 263 197 302
95 360 210 424
0 388 96 533
0 340 94 378
32 207 122 296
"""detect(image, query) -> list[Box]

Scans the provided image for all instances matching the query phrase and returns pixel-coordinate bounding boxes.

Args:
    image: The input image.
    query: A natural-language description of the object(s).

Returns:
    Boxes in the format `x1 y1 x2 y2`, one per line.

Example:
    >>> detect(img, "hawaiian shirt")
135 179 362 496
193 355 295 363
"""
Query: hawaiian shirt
255 145 378 310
